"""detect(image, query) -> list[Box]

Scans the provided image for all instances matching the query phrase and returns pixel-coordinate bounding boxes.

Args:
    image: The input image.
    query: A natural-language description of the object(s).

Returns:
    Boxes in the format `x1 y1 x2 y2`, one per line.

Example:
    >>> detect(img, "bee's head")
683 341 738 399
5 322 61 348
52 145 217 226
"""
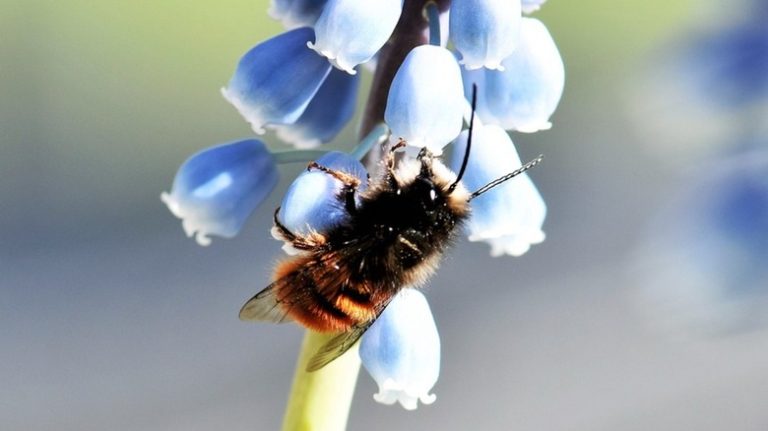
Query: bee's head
410 147 471 216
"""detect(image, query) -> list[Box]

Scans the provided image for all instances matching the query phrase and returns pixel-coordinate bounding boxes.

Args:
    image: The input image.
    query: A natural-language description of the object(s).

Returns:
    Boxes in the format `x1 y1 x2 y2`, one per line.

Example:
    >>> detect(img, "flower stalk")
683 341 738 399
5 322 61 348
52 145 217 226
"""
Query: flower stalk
282 331 361 431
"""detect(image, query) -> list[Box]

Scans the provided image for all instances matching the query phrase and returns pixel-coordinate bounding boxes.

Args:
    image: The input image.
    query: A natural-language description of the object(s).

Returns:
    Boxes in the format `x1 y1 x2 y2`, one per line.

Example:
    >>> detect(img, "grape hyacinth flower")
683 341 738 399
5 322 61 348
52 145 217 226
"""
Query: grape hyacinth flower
631 0 768 336
308 0 404 74
449 0 522 70
164 0 565 426
275 151 368 248
222 27 332 134
271 68 360 149
360 289 440 410
451 124 546 256
467 17 565 133
161 139 278 246
384 45 465 154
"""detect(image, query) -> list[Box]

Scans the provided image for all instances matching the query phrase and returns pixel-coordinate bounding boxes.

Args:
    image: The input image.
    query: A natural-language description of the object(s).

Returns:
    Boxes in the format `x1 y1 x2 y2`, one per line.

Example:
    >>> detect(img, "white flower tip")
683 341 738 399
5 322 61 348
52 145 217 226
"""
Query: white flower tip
160 191 180 216
372 379 436 410
180 218 213 247
485 230 545 257
220 86 267 134
514 121 553 133
459 59 480 71
193 231 212 246
420 392 437 406
162 191 217 247
272 125 322 149
306 42 357 75
461 59 506 71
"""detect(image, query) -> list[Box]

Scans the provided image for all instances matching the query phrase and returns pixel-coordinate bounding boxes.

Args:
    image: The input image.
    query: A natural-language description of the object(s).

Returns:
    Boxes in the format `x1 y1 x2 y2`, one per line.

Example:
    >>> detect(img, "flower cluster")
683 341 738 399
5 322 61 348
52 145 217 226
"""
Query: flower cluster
163 0 564 411
633 0 768 333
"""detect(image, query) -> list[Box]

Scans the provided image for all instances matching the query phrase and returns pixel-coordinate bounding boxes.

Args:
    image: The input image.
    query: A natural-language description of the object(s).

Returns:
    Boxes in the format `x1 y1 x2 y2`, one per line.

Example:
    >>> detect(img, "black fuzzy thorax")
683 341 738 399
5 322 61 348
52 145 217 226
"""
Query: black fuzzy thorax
326 177 467 296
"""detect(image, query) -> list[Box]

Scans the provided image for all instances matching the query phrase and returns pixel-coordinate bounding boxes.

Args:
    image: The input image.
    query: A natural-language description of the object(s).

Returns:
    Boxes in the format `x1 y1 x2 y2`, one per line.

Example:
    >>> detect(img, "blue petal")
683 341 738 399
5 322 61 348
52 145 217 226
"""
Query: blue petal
277 152 368 243
384 45 465 154
360 289 440 410
450 125 546 256
308 0 403 74
222 28 332 134
161 139 278 246
522 0 547 14
478 18 565 133
268 0 329 29
271 68 360 148
449 0 522 70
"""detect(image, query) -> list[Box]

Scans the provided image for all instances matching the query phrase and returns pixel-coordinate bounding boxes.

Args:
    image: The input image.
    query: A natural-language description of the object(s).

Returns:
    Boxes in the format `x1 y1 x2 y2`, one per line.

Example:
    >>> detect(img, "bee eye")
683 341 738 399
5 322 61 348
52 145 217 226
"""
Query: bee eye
429 188 437 202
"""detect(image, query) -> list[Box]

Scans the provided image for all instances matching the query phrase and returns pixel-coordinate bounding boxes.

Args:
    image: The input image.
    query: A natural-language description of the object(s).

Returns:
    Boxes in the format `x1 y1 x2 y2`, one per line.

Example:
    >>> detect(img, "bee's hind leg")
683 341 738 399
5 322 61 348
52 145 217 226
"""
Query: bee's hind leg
271 207 327 252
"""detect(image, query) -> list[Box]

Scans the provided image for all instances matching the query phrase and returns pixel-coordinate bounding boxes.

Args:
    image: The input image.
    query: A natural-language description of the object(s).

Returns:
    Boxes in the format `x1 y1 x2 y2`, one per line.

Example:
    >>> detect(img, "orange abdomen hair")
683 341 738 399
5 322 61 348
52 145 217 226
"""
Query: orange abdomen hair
272 258 380 332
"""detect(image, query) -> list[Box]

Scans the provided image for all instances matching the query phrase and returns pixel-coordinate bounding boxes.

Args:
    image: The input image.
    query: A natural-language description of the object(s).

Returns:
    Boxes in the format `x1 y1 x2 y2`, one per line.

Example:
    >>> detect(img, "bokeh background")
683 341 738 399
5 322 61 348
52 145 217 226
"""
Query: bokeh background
3 1 767 430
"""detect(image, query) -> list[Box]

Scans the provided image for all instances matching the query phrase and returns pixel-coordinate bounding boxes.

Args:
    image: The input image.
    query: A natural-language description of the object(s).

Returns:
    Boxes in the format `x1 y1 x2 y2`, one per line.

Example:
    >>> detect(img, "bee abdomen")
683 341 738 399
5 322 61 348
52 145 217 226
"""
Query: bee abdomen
275 271 376 333
335 288 377 322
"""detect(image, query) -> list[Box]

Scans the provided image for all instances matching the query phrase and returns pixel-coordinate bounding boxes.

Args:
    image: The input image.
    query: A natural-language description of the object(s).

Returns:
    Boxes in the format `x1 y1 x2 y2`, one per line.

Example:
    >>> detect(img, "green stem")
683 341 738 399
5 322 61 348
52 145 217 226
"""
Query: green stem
281 331 361 431
351 123 390 161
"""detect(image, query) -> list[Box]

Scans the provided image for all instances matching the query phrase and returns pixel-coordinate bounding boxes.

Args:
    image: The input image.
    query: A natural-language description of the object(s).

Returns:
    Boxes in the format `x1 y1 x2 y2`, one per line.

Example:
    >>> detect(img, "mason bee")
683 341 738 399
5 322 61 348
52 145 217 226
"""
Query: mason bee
239 95 542 371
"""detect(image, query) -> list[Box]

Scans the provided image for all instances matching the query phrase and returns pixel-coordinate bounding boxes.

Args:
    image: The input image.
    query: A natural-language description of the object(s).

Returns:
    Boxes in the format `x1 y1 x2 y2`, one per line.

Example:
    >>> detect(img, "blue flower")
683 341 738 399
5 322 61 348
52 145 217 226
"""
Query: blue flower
449 0 522 70
271 68 360 148
635 147 768 332
308 0 403 74
450 124 546 256
268 0 329 29
161 139 279 246
275 152 368 252
471 17 565 133
681 19 768 108
222 27 332 134
522 0 548 14
359 289 440 410
384 45 465 154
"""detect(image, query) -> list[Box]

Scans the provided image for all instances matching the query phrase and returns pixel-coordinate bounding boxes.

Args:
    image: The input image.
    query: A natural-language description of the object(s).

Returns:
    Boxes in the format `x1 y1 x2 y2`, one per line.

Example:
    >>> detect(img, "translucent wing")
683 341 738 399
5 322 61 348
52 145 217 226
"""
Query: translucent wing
240 236 396 371
239 282 294 323
305 301 390 372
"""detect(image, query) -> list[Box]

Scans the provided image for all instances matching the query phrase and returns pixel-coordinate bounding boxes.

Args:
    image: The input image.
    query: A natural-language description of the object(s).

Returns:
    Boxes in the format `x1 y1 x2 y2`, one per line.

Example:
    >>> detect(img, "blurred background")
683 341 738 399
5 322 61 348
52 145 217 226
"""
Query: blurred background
2 1 768 430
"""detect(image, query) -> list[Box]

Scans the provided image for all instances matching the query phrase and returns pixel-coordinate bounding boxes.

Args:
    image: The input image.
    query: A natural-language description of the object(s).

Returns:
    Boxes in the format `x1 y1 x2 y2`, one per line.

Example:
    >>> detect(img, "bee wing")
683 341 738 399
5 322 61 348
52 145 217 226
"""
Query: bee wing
305 323 369 372
305 300 391 372
239 282 294 323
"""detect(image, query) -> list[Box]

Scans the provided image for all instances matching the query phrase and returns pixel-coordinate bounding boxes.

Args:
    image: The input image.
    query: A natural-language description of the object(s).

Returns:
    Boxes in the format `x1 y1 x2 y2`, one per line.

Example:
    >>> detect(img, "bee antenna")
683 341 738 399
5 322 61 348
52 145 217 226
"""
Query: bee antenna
469 155 544 201
448 83 478 194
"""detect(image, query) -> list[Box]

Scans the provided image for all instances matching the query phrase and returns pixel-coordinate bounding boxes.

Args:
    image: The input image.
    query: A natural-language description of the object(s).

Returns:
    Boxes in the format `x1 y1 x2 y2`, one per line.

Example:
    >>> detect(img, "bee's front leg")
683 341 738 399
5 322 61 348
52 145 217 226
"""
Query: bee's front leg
383 139 406 190
307 161 362 215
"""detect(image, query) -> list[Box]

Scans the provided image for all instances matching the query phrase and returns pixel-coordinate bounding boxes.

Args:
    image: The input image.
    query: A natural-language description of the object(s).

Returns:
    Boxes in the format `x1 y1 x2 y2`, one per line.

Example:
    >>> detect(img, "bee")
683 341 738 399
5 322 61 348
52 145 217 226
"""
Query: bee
239 94 542 371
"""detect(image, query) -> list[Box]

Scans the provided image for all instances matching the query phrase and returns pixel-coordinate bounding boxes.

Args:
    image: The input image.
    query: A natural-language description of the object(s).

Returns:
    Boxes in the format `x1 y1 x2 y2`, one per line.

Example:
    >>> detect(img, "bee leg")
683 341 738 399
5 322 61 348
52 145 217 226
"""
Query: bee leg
307 161 362 215
417 147 434 177
383 139 407 189
272 207 327 251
